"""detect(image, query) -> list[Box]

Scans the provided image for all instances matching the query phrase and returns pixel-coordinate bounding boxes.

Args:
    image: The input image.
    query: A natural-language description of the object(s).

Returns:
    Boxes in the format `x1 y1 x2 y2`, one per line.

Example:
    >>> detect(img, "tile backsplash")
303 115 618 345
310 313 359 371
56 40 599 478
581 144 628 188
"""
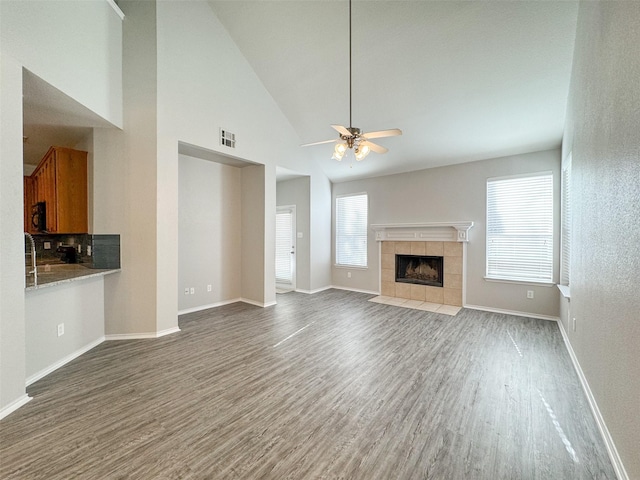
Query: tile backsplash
26 233 120 269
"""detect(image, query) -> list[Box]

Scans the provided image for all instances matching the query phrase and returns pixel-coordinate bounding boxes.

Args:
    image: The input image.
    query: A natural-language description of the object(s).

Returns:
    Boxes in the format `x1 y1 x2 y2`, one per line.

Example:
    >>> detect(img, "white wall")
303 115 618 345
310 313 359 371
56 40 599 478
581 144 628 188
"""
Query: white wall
0 54 29 416
332 149 561 318
0 0 122 415
1 0 123 127
178 155 242 311
277 177 311 292
561 2 640 478
25 278 105 381
155 1 331 310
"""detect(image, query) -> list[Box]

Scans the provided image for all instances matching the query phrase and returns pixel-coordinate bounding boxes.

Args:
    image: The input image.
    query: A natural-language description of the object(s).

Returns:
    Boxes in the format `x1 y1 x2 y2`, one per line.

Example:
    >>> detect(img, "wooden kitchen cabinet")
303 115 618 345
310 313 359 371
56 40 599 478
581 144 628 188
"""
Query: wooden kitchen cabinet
30 146 88 234
23 176 36 233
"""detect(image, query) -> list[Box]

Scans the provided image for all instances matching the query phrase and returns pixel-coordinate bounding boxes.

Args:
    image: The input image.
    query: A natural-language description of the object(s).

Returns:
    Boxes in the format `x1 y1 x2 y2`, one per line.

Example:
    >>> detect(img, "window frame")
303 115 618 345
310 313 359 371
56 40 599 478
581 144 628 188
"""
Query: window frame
560 154 572 286
335 192 369 269
485 172 554 284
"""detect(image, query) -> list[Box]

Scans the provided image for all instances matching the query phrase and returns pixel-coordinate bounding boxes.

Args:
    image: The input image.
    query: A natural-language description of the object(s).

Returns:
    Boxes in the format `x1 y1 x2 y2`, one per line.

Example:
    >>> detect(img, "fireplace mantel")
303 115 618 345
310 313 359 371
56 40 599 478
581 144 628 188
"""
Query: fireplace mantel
371 222 474 243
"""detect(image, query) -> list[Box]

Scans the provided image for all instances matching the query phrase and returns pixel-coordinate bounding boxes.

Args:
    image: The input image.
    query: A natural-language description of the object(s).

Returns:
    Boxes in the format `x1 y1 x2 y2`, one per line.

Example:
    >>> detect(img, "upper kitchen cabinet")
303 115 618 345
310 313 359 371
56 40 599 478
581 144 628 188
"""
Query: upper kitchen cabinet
30 147 88 234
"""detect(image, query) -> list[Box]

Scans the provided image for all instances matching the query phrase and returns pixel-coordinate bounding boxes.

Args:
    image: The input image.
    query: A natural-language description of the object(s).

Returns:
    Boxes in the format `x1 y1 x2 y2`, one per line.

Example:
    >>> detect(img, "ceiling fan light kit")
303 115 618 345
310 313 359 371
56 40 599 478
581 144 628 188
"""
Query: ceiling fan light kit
302 0 401 163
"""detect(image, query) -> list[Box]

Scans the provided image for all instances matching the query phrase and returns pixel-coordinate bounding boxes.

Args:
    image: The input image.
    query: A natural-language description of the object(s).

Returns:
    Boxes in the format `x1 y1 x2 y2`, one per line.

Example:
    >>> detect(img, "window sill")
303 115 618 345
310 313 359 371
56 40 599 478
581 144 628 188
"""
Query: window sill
557 284 571 299
334 265 368 270
484 276 555 287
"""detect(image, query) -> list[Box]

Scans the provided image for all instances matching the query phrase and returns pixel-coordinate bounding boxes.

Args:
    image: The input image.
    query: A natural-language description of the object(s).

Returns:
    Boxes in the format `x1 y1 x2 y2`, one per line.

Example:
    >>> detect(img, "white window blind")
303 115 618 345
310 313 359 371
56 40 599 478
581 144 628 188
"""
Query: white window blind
336 193 368 267
275 211 293 284
486 173 553 283
560 156 571 285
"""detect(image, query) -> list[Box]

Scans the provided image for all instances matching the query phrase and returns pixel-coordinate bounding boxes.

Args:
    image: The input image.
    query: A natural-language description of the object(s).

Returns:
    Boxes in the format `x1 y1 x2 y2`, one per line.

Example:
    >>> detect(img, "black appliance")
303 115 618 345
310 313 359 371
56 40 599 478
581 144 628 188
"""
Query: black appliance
31 202 46 232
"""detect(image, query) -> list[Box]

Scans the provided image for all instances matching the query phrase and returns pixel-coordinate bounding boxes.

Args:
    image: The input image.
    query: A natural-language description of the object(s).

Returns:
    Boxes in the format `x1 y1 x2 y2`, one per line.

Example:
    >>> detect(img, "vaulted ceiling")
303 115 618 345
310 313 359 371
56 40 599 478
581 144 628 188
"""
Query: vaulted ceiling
209 0 579 182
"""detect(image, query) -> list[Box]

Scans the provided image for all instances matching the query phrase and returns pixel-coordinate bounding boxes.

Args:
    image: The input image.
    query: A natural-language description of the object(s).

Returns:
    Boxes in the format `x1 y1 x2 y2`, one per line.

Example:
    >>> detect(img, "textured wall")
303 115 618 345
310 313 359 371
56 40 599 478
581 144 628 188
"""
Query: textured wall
277 177 311 292
332 149 561 318
562 2 640 478
178 155 242 311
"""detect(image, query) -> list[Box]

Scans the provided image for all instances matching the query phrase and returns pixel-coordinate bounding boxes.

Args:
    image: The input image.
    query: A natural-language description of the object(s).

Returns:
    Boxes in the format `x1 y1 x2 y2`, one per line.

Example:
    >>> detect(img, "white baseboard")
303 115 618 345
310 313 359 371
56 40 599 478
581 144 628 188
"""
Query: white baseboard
464 304 560 322
178 298 242 315
295 286 333 295
0 394 32 420
26 336 106 387
157 326 181 337
557 321 629 480
330 285 379 296
105 326 181 341
240 297 276 308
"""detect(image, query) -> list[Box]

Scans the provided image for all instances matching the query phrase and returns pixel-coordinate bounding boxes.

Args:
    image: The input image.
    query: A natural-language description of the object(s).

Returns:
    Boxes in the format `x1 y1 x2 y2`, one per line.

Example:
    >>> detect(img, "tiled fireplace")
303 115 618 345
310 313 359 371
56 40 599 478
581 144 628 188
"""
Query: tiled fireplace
372 222 473 308
381 240 463 306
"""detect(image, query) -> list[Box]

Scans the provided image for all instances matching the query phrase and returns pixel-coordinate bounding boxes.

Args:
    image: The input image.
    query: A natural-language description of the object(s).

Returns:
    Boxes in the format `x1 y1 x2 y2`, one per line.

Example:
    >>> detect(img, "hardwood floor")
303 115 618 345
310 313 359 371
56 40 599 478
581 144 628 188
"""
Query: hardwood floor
1 290 616 479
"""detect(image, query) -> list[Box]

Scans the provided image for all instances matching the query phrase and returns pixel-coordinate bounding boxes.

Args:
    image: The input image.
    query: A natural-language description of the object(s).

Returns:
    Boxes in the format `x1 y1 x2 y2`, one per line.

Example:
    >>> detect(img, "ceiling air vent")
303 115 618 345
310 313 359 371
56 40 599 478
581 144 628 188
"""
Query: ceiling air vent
220 129 236 148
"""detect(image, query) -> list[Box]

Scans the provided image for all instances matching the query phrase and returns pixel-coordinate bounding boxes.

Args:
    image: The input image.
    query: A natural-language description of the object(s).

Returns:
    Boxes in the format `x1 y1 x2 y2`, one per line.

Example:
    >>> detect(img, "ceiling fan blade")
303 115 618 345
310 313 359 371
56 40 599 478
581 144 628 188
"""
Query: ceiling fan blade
361 128 402 139
361 140 388 154
331 124 352 137
301 139 336 147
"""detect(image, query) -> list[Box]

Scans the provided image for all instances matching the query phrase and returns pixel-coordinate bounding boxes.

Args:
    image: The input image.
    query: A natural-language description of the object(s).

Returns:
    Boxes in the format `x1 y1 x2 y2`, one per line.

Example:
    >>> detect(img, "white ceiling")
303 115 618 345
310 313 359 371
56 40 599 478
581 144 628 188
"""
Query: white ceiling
209 0 579 183
22 70 113 167
22 1 579 184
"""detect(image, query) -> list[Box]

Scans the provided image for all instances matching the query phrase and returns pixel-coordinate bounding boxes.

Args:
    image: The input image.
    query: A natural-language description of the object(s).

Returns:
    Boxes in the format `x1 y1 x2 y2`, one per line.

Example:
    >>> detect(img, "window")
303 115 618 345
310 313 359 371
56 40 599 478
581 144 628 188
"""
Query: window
486 173 553 283
336 193 368 267
560 155 572 285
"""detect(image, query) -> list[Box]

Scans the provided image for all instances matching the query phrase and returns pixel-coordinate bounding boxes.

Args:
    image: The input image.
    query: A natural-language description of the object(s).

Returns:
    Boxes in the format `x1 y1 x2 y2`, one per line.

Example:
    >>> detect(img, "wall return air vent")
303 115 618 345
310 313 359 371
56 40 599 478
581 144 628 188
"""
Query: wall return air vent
220 129 236 148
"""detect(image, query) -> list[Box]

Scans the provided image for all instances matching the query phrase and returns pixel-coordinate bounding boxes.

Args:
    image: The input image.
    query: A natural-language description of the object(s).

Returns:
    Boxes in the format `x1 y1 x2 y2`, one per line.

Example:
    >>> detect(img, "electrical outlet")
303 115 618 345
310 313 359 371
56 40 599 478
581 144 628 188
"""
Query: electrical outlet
77 244 82 254
190 287 195 295
44 241 51 250
572 317 577 331
207 285 212 292
347 272 352 278
527 290 534 299
184 288 189 295
87 245 92 256
57 323 64 337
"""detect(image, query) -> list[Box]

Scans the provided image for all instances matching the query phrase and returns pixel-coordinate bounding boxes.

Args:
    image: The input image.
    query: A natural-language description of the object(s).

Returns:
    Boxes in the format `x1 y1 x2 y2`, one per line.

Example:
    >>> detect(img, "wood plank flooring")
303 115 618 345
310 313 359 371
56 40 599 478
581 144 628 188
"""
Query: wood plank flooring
0 289 617 479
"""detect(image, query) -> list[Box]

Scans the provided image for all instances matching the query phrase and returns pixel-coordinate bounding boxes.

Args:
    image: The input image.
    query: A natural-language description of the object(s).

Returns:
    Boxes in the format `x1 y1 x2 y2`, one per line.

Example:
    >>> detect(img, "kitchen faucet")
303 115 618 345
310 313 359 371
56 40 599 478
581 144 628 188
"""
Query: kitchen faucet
24 232 37 286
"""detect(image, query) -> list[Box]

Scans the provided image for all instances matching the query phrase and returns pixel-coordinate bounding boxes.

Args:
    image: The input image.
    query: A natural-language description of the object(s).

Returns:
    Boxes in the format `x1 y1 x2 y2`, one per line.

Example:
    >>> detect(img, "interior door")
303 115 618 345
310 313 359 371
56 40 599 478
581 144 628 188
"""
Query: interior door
275 206 296 291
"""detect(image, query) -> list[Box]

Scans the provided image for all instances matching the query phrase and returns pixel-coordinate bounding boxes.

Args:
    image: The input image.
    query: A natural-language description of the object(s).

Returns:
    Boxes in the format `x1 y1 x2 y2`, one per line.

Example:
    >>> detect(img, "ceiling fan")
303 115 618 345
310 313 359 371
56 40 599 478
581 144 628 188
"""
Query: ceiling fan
301 0 402 162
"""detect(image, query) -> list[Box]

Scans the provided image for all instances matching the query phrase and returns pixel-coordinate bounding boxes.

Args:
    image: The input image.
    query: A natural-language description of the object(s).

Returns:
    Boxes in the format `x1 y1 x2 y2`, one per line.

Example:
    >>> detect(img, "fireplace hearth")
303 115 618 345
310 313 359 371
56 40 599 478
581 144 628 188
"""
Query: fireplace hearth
395 254 443 287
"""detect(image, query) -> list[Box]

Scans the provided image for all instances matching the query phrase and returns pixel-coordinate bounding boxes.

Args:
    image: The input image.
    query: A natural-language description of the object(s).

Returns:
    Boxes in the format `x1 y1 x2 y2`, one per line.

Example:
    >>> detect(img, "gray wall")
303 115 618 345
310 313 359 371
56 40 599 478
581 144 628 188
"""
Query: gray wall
561 2 640 478
178 155 242 311
241 165 268 305
332 149 561 318
277 177 311 292
25 278 105 380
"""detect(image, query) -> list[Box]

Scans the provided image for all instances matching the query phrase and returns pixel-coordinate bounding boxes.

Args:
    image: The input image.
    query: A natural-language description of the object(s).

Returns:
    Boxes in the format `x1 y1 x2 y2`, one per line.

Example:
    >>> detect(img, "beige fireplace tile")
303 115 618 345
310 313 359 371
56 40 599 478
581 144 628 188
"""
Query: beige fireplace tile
410 242 426 255
381 241 395 254
444 256 463 275
381 281 396 297
443 288 462 306
444 242 463 257
437 305 462 316
382 253 395 270
426 242 444 256
425 286 444 304
416 302 441 312
410 284 426 301
396 282 412 299
444 273 462 289
402 299 424 309
382 268 395 283
395 242 412 254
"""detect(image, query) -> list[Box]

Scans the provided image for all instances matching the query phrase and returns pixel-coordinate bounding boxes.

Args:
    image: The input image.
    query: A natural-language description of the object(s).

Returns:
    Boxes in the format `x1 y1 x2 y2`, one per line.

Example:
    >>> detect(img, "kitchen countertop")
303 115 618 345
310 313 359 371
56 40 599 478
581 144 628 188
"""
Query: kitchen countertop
25 263 120 291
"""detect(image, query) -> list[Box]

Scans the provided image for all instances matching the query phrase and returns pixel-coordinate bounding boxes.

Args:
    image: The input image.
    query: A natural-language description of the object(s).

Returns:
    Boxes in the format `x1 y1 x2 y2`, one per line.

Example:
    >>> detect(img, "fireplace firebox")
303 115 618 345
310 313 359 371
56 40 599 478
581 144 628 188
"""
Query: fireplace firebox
395 255 443 287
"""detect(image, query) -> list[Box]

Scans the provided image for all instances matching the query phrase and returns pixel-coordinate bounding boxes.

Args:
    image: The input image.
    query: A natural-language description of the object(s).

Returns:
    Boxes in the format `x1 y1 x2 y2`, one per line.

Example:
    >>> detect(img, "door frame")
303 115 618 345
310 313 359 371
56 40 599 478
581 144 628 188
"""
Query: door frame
276 205 296 291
